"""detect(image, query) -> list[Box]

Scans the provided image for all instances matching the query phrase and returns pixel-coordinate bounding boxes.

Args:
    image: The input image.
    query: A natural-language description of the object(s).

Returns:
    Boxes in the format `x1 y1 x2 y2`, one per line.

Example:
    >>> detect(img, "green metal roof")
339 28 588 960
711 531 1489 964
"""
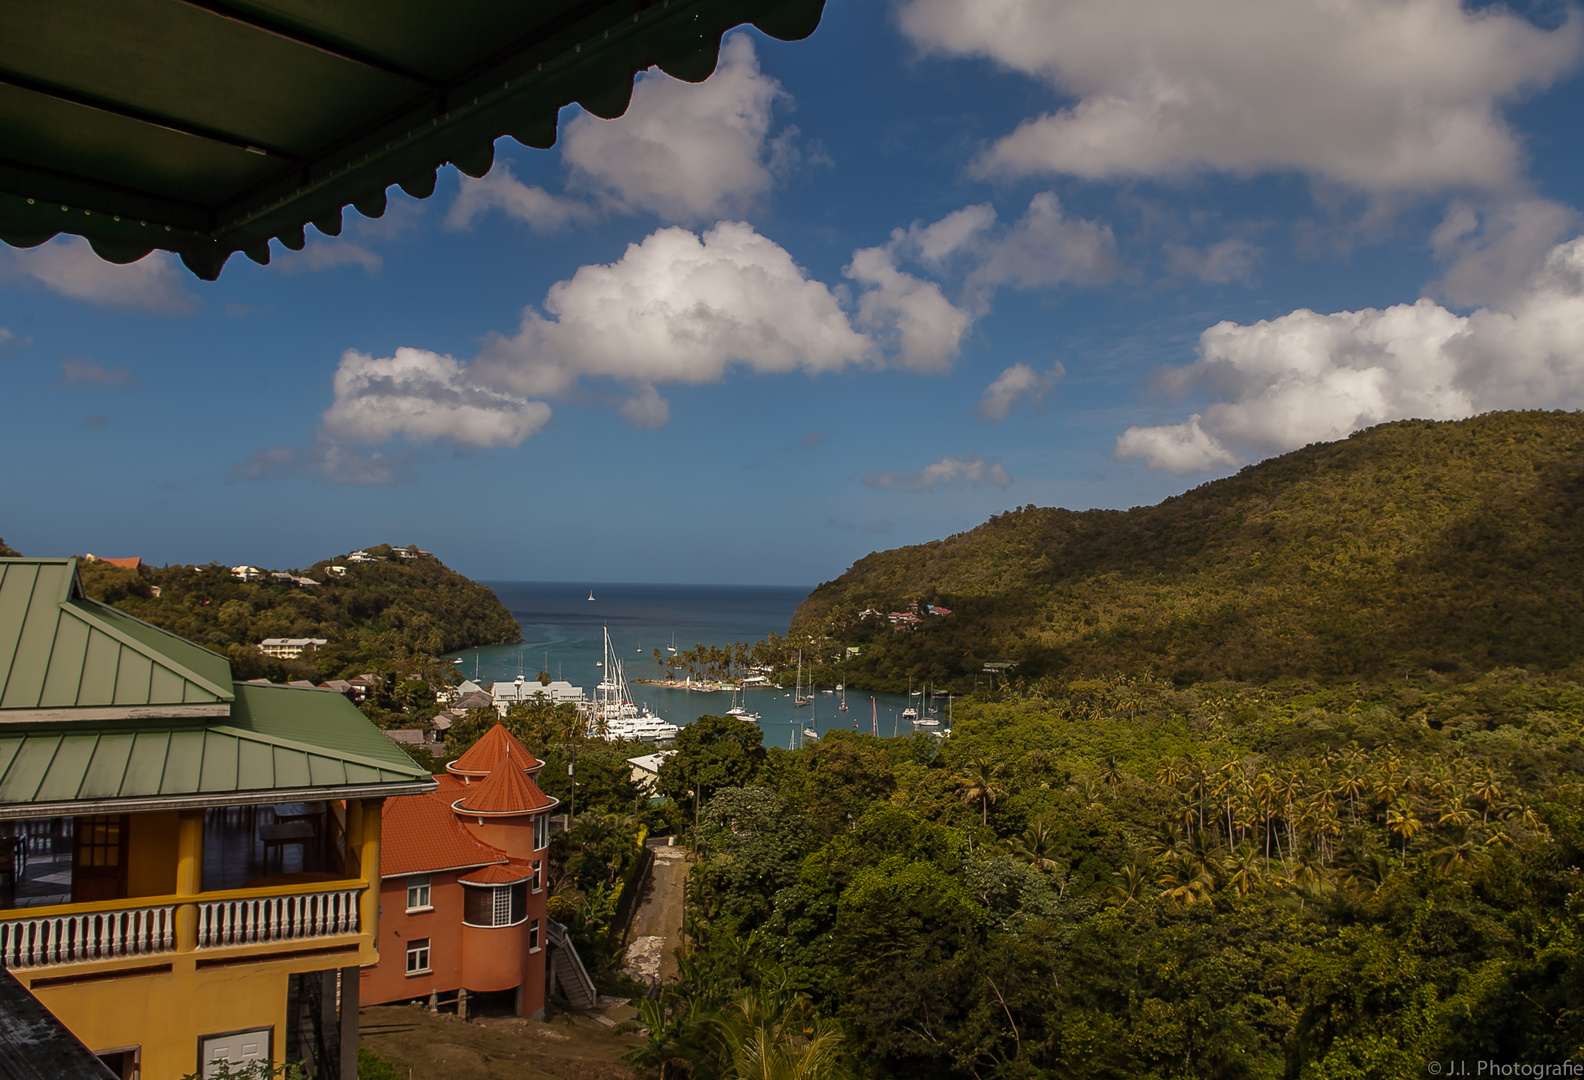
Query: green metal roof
0 0 827 280
0 683 433 817
0 559 234 720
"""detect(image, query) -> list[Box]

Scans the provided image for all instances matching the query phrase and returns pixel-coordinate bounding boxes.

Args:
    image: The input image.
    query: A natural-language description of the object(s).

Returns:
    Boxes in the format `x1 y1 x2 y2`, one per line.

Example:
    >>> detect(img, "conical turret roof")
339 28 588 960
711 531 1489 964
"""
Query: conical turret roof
453 756 557 817
447 721 542 778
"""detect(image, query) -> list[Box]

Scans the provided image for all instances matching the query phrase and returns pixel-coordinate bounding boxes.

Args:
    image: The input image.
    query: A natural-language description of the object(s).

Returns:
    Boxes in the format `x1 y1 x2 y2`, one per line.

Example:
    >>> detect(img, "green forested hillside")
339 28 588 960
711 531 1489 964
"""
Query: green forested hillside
69 542 520 682
795 411 1584 690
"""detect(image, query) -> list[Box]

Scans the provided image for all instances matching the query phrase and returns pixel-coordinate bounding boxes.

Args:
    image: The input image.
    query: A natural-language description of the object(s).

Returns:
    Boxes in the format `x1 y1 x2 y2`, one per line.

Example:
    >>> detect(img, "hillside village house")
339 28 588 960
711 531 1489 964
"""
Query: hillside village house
361 722 587 1018
259 638 330 660
0 558 434 1079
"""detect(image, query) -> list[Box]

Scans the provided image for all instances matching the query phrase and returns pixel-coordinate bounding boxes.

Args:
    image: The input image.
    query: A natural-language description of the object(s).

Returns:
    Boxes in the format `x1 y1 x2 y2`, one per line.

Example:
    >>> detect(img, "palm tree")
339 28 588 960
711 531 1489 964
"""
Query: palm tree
1470 772 1504 823
958 758 1008 826
1223 842 1263 897
1386 797 1422 857
1009 817 1063 873
711 985 849 1080
1335 770 1368 824
1438 797 1476 830
1157 862 1215 906
1105 864 1149 906
622 998 710 1080
1098 756 1123 798
1431 829 1481 876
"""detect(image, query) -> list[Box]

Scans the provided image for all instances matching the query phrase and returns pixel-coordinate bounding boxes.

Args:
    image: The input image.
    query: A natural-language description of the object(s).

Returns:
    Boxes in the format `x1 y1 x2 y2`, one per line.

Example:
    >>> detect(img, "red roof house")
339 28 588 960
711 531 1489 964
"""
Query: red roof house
361 723 560 1018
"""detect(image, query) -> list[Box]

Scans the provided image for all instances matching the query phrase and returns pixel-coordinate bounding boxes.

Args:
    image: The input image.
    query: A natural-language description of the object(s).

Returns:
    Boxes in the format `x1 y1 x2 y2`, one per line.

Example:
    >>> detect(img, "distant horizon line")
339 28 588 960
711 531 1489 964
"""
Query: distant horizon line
478 579 816 591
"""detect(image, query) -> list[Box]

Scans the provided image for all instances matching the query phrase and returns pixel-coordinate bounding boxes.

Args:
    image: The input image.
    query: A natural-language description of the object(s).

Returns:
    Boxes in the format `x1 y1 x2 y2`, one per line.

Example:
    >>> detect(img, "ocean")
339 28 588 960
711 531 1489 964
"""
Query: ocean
449 581 939 743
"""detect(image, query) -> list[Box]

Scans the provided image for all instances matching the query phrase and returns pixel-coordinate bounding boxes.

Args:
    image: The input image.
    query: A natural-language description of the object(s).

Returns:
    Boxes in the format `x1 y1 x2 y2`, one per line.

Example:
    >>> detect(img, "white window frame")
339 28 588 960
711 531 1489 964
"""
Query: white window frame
533 813 548 850
530 859 541 893
529 918 541 953
405 937 431 975
405 873 432 912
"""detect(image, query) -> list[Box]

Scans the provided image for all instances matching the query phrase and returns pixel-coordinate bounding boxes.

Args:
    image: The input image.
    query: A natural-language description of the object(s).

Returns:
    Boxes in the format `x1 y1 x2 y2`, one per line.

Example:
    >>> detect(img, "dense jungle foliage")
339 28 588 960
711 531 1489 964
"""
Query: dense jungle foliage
792 412 1584 692
62 542 520 682
636 672 1584 1079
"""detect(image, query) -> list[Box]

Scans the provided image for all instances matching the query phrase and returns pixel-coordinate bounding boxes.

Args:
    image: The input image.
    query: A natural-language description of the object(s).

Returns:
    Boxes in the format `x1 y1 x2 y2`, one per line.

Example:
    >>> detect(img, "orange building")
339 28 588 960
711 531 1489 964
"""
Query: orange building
362 723 562 1018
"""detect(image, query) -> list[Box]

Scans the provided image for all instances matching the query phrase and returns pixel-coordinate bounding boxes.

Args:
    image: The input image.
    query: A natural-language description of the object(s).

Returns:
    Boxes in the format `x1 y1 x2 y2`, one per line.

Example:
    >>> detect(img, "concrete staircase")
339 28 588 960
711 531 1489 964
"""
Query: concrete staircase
545 919 599 1011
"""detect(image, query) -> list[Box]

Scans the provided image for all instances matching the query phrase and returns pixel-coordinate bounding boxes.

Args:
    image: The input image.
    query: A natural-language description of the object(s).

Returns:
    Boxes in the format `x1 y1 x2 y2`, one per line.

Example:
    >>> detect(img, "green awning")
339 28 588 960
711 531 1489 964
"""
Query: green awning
0 0 826 279
0 683 435 817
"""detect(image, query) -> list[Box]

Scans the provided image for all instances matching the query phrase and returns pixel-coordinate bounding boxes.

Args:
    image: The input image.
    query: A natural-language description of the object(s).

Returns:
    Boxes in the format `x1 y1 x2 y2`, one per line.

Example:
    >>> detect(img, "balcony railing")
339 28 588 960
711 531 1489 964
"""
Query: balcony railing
197 886 359 948
0 902 176 970
0 879 365 972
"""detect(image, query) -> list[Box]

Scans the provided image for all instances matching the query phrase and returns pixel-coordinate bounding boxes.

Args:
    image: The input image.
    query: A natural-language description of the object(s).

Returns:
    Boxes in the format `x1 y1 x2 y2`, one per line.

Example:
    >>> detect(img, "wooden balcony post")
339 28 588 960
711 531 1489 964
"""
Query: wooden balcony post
343 800 364 879
174 810 203 953
357 799 382 941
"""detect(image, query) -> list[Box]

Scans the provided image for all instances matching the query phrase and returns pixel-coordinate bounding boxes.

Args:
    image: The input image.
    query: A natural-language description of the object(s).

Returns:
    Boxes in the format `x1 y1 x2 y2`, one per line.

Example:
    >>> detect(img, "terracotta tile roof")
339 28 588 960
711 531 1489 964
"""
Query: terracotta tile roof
432 773 468 797
452 759 557 816
458 862 534 885
380 790 506 878
447 722 542 777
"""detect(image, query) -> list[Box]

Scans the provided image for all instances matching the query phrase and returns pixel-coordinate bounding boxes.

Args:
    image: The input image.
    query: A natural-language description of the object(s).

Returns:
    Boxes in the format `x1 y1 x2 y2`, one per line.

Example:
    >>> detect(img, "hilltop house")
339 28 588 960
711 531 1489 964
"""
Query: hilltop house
259 638 330 660
362 723 587 1018
490 678 584 713
0 557 435 1079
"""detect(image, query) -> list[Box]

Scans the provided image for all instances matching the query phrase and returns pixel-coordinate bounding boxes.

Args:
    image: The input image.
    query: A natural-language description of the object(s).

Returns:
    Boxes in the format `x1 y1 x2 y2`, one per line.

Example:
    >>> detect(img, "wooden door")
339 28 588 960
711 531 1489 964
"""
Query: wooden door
72 814 129 903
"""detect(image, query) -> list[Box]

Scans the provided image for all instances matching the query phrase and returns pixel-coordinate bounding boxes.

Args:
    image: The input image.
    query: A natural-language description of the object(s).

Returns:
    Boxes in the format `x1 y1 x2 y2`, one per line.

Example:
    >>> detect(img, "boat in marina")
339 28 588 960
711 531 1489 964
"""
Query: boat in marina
725 684 760 723
794 651 811 707
583 626 677 741
838 684 849 712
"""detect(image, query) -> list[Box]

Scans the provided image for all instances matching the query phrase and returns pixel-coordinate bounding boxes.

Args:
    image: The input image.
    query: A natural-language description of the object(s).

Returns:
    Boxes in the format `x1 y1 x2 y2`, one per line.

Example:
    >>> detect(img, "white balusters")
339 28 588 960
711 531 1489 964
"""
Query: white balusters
0 904 176 970
196 888 359 949
0 885 360 970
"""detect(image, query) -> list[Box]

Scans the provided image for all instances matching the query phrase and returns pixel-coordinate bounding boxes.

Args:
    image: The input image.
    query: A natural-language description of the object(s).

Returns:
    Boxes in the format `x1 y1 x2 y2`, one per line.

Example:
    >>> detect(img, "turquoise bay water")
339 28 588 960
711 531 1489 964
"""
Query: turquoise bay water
449 581 940 743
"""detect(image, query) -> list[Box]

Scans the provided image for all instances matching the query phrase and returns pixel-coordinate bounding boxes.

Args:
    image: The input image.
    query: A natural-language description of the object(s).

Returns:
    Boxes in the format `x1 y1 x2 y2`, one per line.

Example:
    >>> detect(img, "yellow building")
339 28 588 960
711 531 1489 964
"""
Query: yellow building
0 558 436 1079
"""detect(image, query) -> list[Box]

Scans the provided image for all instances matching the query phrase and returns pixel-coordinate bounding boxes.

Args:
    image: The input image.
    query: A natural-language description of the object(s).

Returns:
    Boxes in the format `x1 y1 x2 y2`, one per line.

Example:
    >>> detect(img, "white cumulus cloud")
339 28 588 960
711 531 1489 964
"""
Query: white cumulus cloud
562 33 789 222
865 453 1013 492
898 0 1581 194
1 237 198 314
977 361 1063 421
239 221 983 483
846 246 973 374
968 193 1119 290
474 221 878 396
322 347 552 449
447 162 595 232
1431 198 1577 307
1117 234 1584 473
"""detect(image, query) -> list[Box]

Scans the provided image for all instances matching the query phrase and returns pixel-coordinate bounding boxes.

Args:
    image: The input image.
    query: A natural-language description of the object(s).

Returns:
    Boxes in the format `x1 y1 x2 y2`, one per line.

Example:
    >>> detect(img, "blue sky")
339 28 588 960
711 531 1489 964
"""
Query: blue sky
5 0 1584 586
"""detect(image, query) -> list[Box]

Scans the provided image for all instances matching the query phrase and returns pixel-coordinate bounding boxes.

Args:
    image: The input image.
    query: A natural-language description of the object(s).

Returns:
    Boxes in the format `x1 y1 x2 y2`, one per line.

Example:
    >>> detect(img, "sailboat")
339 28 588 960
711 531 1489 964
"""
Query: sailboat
914 684 940 727
666 631 677 654
794 651 811 707
585 626 676 742
838 684 849 712
902 679 918 723
587 589 595 601
725 683 760 723
803 694 818 739
871 697 878 736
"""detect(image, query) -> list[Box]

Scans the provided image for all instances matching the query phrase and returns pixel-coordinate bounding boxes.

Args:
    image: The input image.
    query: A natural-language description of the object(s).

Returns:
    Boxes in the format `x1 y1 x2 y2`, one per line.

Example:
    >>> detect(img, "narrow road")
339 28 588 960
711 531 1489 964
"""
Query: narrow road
621 840 690 987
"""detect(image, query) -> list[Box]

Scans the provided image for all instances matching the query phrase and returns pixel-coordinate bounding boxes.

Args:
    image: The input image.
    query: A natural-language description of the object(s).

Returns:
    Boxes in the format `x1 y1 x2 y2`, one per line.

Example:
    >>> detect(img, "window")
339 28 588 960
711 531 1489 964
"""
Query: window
533 813 548 850
530 860 542 893
462 882 530 927
405 938 431 975
405 874 431 912
529 918 541 952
